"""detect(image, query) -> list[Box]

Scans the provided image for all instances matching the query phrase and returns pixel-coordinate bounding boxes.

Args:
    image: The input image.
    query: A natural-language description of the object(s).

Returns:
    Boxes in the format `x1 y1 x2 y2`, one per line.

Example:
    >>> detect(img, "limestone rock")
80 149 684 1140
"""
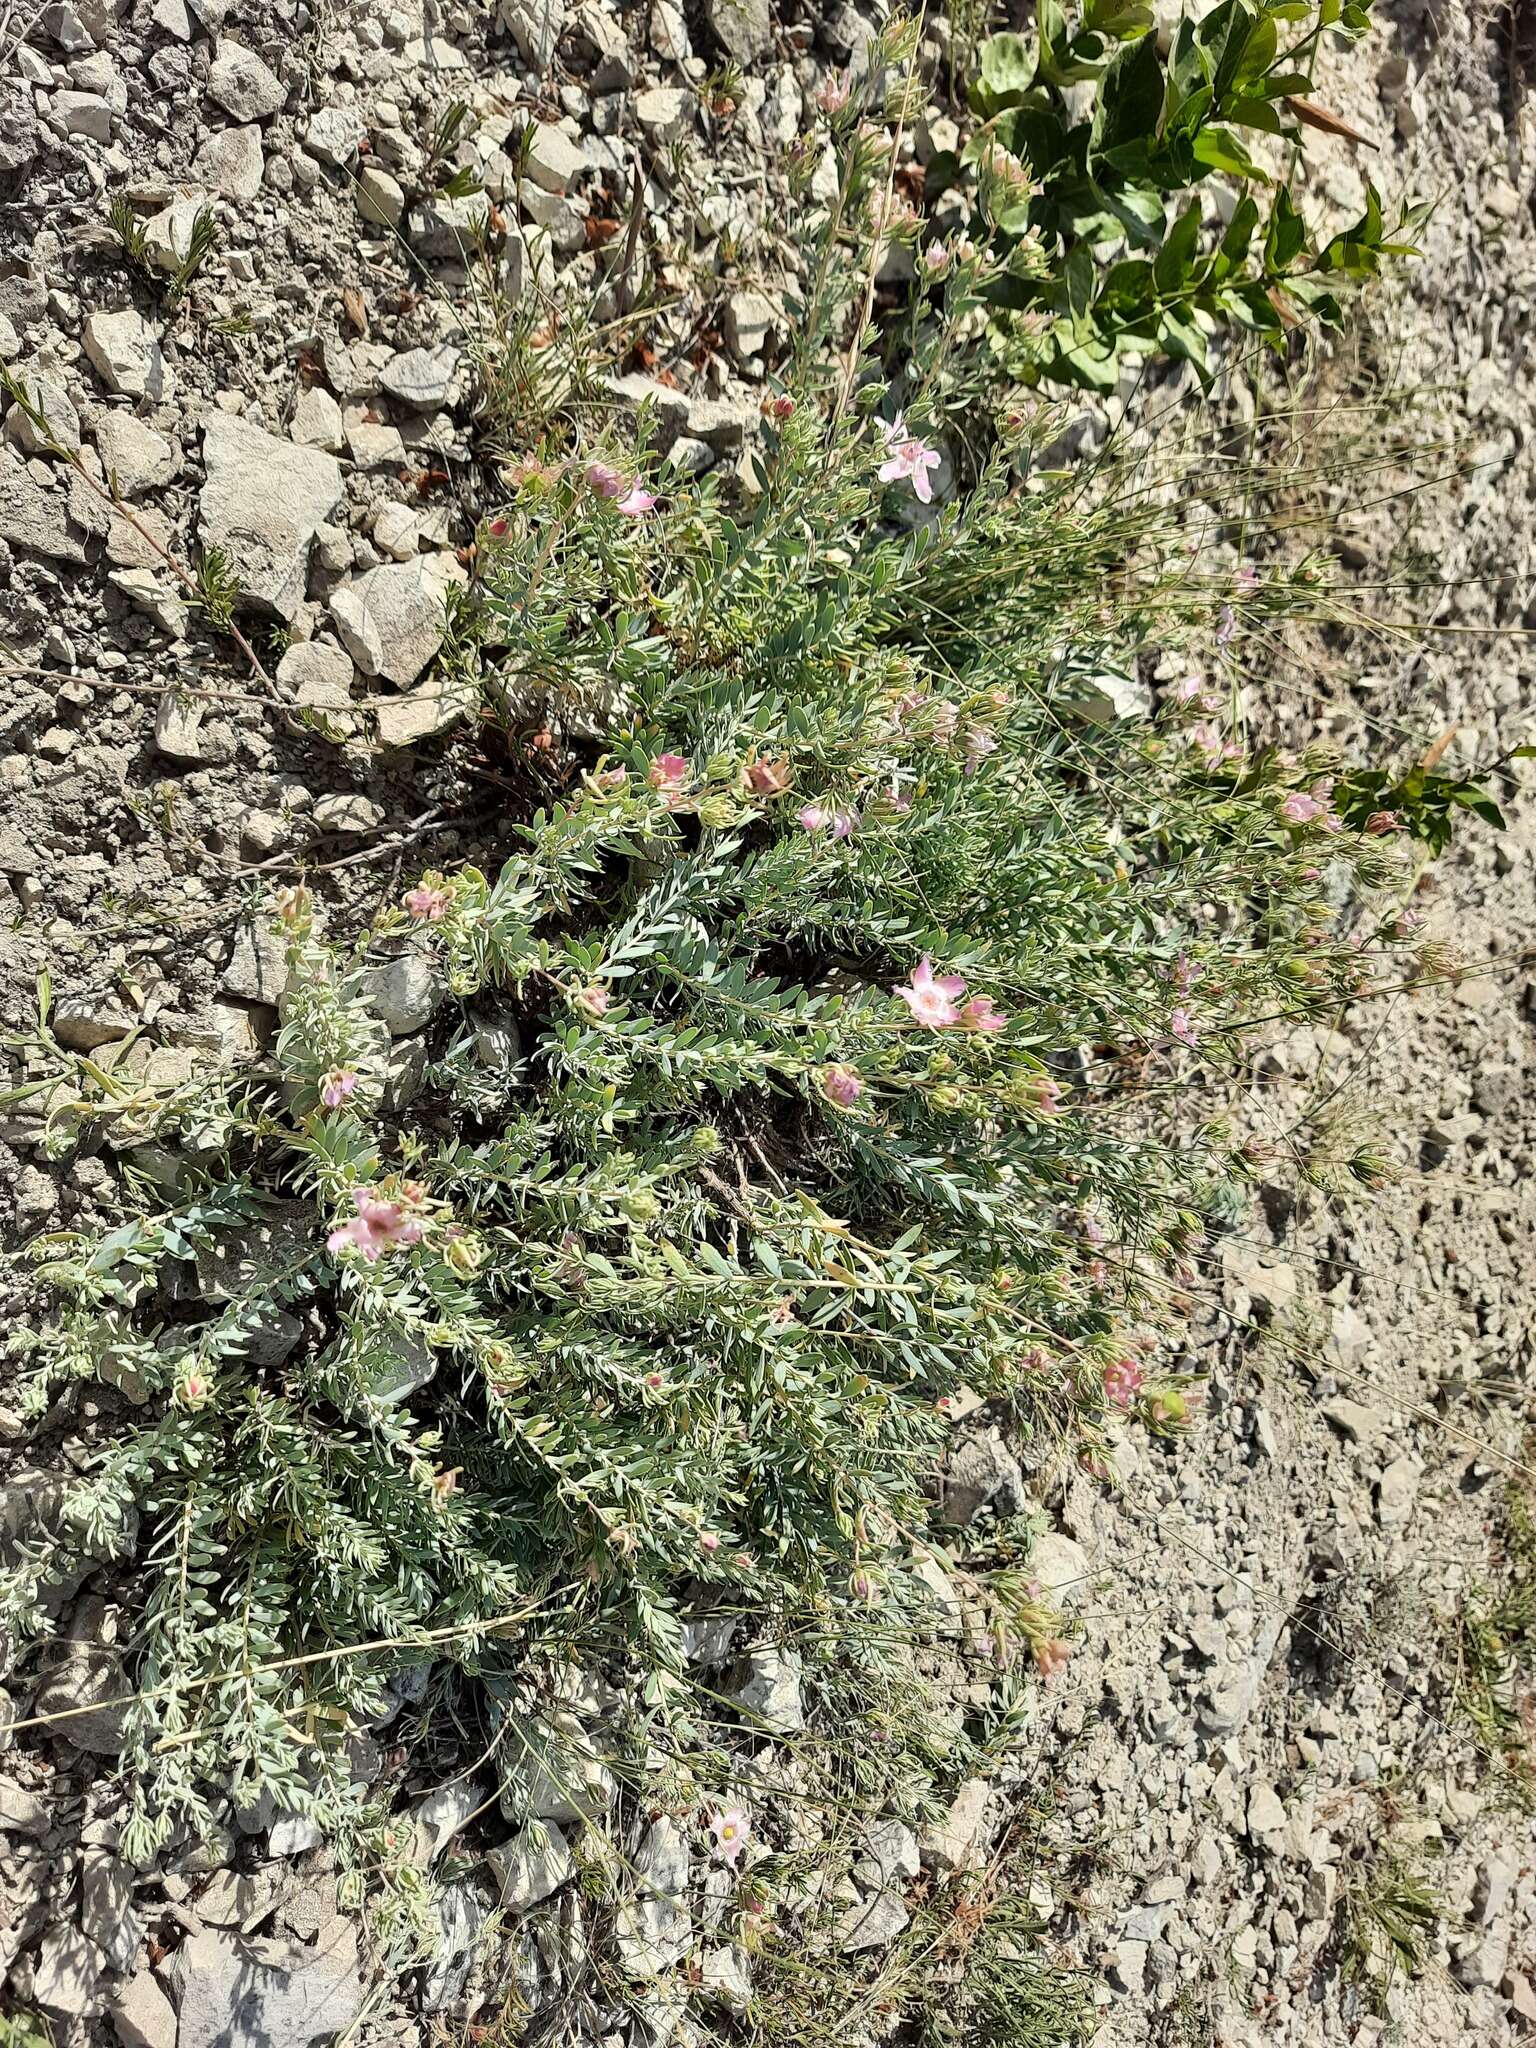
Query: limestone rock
616 1817 692 1977
487 1824 573 1911
199 411 343 620
172 1920 363 2048
371 670 477 748
0 447 85 561
82 309 169 401
207 38 285 122
705 0 773 62
192 123 264 200
379 343 461 412
727 1645 804 1732
329 555 457 686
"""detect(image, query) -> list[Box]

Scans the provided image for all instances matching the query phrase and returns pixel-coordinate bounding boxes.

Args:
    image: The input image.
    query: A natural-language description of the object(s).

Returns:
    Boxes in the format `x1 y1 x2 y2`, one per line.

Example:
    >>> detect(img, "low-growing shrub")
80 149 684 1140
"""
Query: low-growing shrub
0 8 1439 2018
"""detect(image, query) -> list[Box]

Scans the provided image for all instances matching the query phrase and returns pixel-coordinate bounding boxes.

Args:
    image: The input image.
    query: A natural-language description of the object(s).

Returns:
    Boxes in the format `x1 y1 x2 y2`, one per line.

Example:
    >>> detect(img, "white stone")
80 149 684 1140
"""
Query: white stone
330 555 458 687
192 123 263 201
616 1817 692 1977
524 121 589 194
94 412 175 495
290 384 344 452
207 38 284 122
54 91 113 142
199 410 344 620
356 165 405 229
82 310 167 402
304 106 359 169
142 196 206 276
379 343 460 412
4 352 80 453
487 1824 573 1911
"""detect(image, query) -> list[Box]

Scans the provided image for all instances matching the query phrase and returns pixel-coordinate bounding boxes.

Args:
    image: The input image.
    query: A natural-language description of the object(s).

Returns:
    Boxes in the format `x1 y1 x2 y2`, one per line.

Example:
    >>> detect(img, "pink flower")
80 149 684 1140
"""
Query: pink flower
886 782 912 815
894 956 966 1028
648 753 690 796
320 1067 359 1109
1215 604 1237 646
585 461 625 498
960 995 1007 1034
963 726 997 775
923 240 951 276
928 702 960 746
1104 1356 1143 1409
829 807 859 840
177 1372 212 1409
798 803 829 833
708 1807 751 1865
699 1531 721 1553
746 756 791 796
1031 1076 1063 1116
1189 720 1225 762
816 69 850 114
1234 565 1260 593
876 415 942 505
327 1186 425 1264
1171 952 1201 994
1034 1637 1072 1681
574 983 610 1019
823 1064 863 1109
1172 677 1202 706
1280 790 1325 825
617 482 656 518
1169 1007 1199 1048
405 884 451 920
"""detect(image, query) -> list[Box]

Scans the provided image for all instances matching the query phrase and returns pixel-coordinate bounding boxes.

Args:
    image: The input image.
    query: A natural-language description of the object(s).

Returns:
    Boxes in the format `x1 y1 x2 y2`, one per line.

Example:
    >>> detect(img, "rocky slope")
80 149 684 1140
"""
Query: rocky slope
0 0 1531 2044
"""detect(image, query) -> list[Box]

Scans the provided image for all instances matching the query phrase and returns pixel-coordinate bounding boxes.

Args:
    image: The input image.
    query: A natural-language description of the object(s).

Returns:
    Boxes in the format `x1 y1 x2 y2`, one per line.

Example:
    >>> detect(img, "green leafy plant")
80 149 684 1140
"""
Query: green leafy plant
0 14 1453 2027
108 193 219 309
1336 1848 1445 2009
933 0 1426 385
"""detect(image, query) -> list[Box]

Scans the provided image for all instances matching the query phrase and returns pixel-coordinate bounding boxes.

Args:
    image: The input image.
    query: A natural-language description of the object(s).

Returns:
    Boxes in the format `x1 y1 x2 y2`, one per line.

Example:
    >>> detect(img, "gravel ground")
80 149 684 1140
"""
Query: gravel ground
0 0 1531 2043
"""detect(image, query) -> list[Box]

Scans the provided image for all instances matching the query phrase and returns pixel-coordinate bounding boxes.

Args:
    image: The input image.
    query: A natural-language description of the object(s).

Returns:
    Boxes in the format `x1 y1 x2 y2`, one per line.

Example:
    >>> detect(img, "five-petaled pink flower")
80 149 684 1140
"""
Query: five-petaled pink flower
405 884 451 920
1104 1356 1143 1409
327 1186 425 1264
877 414 942 504
648 753 690 796
585 461 624 498
708 1806 751 1865
1169 1007 1199 1048
823 1064 863 1109
829 807 859 840
895 956 966 1028
798 803 829 833
960 995 1007 1034
617 482 656 517
320 1067 359 1109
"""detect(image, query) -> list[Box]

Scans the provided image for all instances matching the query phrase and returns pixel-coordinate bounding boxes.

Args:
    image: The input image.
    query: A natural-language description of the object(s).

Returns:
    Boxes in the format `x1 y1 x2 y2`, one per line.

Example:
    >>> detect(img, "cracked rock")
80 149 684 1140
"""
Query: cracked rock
199 411 343 621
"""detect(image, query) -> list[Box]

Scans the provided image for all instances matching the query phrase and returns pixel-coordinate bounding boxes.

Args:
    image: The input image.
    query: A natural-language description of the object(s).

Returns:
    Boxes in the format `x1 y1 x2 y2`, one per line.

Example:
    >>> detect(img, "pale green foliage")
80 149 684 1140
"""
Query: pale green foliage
0 20 1424 2011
